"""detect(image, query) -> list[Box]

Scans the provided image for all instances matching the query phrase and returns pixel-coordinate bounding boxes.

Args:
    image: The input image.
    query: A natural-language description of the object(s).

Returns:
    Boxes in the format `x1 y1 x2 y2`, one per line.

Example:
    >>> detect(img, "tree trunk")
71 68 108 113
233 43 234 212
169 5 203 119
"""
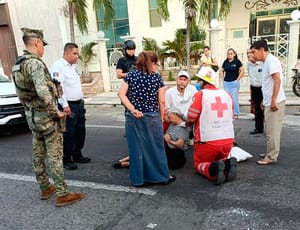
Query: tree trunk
186 17 191 76
68 2 75 42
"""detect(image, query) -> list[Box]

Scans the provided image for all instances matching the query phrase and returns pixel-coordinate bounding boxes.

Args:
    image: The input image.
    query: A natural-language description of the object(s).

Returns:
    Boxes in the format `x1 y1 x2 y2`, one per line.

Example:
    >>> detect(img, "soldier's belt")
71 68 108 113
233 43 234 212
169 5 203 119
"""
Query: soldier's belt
31 107 48 112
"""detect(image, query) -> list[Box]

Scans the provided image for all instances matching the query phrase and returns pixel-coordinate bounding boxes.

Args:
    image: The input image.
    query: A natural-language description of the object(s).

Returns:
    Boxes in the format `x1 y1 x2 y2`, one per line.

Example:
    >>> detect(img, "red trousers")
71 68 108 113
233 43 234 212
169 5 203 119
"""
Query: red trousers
194 142 233 180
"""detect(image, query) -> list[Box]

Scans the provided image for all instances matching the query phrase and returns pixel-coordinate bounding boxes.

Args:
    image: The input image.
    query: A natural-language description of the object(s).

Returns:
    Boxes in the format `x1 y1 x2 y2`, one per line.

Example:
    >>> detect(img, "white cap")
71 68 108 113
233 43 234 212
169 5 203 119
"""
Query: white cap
177 70 190 79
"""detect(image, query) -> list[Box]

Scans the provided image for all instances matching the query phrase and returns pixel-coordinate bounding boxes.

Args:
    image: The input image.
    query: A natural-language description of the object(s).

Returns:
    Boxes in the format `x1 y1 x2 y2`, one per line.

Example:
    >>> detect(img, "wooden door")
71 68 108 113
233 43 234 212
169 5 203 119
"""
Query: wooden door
0 25 17 77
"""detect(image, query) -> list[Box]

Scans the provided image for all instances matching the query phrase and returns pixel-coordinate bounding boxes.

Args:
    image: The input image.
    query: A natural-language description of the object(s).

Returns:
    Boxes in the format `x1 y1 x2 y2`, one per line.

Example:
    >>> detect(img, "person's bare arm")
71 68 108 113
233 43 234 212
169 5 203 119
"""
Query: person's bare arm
116 69 127 79
118 82 143 118
270 72 281 111
158 86 166 120
237 66 244 81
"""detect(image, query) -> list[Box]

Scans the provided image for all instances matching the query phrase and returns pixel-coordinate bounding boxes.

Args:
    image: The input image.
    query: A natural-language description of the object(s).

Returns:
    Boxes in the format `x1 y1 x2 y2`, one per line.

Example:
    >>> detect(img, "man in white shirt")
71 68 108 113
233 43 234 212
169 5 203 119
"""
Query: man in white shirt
51 43 91 170
165 70 197 120
250 40 286 165
247 49 264 134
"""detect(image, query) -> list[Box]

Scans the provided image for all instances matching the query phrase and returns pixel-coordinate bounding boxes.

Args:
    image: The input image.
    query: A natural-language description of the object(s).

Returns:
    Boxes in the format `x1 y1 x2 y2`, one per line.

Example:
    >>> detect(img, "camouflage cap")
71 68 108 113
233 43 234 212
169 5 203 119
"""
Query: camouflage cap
21 27 48 46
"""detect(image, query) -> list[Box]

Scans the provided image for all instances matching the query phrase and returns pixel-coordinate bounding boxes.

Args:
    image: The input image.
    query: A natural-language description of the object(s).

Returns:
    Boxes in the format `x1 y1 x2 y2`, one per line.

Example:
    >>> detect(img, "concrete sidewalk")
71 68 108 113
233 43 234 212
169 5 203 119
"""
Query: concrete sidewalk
84 89 300 107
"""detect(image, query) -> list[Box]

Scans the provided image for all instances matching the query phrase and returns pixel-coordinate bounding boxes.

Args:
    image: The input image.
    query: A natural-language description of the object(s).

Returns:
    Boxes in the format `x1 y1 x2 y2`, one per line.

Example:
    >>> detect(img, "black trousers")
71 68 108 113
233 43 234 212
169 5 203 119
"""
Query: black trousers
165 143 186 169
63 100 86 162
250 85 264 132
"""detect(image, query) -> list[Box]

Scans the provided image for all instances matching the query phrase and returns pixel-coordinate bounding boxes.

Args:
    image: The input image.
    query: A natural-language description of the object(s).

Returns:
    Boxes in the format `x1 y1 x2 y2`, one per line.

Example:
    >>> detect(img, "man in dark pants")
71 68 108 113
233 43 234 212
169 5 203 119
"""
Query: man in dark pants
51 43 91 170
247 49 264 134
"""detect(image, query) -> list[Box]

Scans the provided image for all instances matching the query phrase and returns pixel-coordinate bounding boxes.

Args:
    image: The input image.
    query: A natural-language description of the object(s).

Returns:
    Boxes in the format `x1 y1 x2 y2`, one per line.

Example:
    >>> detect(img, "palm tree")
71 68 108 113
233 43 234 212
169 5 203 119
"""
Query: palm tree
162 28 204 68
79 41 98 81
156 0 232 74
66 0 114 42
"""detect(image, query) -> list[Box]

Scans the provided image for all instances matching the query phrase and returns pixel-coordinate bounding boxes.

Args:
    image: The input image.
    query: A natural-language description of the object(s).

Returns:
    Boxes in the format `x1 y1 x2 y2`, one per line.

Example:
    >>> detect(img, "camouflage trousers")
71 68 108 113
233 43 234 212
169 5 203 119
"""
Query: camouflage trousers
27 111 69 197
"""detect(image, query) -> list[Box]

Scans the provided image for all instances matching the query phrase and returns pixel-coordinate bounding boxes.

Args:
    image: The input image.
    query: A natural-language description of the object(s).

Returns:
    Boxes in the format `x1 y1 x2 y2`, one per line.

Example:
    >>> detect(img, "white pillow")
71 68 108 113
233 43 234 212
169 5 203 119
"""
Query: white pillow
229 146 253 162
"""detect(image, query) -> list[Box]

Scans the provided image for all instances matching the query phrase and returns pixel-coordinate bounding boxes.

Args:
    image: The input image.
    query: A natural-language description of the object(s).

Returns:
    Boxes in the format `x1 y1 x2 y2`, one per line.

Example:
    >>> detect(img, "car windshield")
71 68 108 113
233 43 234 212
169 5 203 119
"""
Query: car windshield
0 75 10 82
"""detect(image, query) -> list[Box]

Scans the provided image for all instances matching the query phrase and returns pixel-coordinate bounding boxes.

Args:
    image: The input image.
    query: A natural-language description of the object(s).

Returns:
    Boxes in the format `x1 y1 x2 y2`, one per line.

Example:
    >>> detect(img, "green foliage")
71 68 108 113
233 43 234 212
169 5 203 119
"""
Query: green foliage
93 0 114 28
143 37 160 53
67 0 114 41
167 71 175 81
162 27 205 67
190 21 206 41
191 75 198 81
79 41 98 74
68 0 89 34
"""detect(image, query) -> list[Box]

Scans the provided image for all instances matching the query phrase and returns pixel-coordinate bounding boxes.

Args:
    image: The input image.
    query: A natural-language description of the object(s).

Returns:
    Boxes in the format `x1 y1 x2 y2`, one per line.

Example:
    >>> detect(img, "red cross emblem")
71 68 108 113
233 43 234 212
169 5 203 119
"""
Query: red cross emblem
211 96 228 117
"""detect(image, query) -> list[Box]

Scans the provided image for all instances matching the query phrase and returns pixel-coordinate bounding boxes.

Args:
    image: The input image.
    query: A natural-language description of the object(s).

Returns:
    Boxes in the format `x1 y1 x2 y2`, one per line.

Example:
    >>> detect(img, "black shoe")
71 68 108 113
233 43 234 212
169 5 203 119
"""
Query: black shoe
224 157 237 182
73 156 91 163
250 129 263 135
112 160 122 169
64 161 78 170
163 175 176 185
209 161 225 185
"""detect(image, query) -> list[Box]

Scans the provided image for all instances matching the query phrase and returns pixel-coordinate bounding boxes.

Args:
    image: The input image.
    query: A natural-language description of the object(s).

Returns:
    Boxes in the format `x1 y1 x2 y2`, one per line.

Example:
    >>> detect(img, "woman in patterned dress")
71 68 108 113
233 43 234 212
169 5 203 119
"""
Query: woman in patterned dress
118 51 176 187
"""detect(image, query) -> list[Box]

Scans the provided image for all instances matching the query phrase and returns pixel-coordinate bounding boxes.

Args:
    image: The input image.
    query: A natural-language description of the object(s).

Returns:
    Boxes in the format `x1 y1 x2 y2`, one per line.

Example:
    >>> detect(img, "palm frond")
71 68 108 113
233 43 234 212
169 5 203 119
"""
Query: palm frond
156 0 170 21
69 0 89 34
93 0 114 28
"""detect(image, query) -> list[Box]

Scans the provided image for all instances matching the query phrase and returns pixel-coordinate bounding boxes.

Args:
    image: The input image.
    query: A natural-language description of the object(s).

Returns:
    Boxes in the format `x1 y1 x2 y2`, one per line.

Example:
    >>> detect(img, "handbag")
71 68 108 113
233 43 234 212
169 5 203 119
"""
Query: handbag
211 57 219 72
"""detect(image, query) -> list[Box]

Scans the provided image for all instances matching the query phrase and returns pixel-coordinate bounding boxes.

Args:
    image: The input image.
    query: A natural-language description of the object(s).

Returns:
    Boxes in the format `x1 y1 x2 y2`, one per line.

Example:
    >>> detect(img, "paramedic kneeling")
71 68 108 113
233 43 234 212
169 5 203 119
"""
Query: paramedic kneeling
186 67 237 185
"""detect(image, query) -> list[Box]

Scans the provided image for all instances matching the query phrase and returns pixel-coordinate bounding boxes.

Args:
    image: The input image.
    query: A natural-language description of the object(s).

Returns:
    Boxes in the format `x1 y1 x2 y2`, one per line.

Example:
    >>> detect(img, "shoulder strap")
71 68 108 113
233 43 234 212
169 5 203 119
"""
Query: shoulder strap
12 54 45 93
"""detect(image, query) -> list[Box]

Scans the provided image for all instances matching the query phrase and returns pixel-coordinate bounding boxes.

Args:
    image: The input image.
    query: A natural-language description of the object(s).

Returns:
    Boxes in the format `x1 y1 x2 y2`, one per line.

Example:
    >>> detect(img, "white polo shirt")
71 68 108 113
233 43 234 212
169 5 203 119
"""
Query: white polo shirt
50 58 83 108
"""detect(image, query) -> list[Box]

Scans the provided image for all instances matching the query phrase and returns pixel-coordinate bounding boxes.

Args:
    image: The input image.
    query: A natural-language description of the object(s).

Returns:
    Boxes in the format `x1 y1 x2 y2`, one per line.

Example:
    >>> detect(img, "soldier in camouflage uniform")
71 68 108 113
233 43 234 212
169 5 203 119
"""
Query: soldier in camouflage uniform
12 28 84 207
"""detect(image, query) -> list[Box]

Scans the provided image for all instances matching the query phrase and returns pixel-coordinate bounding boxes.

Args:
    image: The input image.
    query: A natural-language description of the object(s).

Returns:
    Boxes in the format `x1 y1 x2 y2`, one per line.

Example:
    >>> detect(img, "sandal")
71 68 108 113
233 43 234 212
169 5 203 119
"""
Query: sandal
112 160 129 169
163 175 176 185
112 160 122 169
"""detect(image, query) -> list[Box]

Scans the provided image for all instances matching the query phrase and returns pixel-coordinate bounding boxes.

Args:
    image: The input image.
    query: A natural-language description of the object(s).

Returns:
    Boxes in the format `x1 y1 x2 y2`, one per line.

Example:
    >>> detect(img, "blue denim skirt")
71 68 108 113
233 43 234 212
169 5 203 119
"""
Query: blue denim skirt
125 112 169 186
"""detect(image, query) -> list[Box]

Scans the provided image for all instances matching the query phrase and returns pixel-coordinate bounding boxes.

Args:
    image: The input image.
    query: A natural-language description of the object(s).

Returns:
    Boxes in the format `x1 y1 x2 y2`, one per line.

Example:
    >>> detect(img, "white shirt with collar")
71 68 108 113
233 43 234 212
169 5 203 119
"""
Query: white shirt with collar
247 61 264 87
50 58 83 108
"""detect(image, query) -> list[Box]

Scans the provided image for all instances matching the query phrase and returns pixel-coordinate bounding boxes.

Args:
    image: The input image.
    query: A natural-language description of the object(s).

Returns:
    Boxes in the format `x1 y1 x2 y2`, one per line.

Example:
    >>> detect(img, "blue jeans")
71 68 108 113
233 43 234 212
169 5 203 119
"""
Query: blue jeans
125 112 169 186
223 80 240 116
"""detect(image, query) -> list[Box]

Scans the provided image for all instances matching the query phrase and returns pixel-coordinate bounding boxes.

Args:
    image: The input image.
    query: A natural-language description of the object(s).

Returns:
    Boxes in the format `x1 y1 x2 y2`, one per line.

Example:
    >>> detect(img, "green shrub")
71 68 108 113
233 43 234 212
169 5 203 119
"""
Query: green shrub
191 75 198 81
167 71 175 81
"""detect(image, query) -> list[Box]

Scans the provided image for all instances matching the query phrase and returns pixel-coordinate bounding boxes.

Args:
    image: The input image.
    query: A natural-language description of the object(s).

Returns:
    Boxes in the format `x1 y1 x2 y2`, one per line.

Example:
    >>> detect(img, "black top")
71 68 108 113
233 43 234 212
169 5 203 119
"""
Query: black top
116 55 137 73
222 58 243 82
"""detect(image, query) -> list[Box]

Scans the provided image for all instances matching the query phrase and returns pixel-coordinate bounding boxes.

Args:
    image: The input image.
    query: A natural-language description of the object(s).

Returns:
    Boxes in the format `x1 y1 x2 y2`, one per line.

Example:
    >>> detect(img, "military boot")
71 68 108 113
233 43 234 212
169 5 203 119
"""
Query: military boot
55 192 84 207
40 185 56 200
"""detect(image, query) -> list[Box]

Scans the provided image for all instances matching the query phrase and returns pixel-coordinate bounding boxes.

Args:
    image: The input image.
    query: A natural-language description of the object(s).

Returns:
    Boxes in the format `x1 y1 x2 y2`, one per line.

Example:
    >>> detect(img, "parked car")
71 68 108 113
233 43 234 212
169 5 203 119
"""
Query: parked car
0 74 27 127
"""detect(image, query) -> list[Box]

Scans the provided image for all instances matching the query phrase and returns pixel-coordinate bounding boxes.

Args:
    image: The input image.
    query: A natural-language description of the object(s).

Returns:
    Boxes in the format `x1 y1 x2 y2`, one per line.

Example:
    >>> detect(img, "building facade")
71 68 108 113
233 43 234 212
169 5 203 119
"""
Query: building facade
0 0 299 89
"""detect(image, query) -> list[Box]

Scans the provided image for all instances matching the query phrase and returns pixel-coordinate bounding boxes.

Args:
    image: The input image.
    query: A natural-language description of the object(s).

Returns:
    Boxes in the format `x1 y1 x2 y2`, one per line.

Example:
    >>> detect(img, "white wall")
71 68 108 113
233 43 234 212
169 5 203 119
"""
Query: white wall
127 0 187 47
9 0 97 68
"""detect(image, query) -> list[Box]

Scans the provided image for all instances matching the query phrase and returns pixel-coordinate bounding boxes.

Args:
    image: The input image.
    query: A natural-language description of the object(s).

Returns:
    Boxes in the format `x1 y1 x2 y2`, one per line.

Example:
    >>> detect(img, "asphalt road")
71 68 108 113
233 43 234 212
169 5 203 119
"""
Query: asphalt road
0 105 299 230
